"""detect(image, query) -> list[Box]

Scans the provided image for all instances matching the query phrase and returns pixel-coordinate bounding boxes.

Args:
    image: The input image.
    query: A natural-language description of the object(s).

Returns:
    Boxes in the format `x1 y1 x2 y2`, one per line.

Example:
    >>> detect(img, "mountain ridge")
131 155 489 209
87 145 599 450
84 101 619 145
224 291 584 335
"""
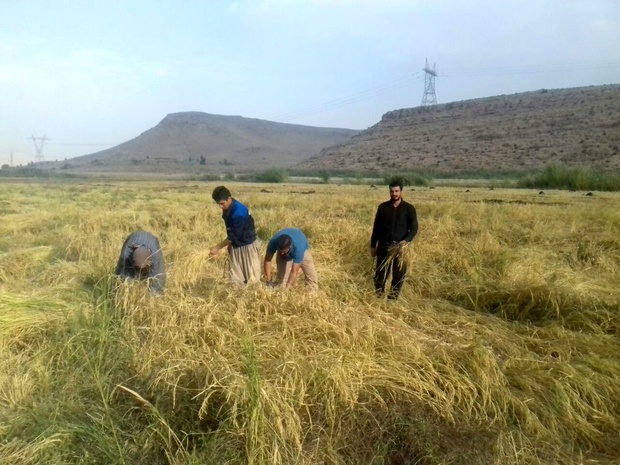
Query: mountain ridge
38 84 620 175
42 112 360 174
297 85 620 174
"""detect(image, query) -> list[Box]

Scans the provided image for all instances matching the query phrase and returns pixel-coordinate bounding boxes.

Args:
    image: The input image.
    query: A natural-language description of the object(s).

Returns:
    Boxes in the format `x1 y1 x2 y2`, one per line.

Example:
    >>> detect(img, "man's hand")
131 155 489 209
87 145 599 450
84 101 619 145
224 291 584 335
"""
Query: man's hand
209 247 220 257
398 240 408 248
370 246 377 258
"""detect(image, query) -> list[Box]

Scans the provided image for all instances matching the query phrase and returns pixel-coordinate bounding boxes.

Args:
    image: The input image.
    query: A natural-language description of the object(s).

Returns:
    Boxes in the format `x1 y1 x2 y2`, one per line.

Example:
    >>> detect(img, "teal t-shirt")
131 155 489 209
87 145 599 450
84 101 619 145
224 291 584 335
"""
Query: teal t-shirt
266 228 309 263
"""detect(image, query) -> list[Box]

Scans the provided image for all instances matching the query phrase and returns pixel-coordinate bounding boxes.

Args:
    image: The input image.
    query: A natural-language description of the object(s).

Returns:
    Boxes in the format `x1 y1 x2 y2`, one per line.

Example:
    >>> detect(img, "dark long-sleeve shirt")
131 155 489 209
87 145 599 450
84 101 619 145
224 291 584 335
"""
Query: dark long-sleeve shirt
223 199 257 247
370 199 418 250
115 230 166 293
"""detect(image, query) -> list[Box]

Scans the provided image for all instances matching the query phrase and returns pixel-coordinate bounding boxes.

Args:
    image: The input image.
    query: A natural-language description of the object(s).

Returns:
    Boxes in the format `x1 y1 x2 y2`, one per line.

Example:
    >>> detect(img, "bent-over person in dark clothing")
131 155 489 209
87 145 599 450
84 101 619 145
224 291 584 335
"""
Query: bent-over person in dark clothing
115 230 166 294
370 178 418 299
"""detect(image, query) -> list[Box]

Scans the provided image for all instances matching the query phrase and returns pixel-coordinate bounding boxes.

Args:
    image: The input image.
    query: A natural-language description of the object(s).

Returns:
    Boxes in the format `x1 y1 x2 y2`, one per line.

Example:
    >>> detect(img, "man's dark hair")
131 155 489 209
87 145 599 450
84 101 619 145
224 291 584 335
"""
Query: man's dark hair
388 177 404 190
211 186 231 202
277 234 292 251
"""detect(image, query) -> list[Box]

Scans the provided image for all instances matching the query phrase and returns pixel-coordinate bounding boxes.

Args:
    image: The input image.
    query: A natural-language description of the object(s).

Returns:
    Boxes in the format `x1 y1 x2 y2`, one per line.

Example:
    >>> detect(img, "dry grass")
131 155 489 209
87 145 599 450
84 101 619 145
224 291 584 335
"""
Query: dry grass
0 180 619 464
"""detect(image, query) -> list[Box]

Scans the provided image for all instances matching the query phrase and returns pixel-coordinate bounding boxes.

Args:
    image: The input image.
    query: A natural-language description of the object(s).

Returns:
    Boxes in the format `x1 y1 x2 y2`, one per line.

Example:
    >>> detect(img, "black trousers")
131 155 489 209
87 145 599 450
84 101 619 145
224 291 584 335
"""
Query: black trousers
374 247 407 298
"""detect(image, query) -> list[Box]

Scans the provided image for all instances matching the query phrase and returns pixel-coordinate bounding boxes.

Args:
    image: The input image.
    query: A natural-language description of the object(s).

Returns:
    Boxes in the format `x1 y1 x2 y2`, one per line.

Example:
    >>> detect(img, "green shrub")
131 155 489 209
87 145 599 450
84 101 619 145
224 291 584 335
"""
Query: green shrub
318 169 331 184
0 166 77 179
382 172 430 187
518 165 620 191
252 168 289 183
189 173 221 181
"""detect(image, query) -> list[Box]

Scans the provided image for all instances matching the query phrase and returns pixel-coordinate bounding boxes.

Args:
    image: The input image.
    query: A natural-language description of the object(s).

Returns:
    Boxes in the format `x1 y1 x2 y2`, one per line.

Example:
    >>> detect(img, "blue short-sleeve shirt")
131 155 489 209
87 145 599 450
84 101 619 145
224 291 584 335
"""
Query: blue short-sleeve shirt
266 228 309 264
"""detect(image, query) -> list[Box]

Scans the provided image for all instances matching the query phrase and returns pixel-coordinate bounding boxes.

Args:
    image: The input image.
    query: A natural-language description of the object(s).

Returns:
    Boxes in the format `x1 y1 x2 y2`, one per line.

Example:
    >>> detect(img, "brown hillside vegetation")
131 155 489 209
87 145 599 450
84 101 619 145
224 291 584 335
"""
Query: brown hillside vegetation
42 112 359 174
298 85 620 174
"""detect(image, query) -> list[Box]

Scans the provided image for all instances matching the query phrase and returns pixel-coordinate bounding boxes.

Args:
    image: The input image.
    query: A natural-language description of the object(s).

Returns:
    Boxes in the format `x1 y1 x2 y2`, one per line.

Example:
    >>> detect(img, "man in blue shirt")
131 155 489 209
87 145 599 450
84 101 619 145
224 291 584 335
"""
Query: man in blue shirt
210 186 261 287
264 227 318 290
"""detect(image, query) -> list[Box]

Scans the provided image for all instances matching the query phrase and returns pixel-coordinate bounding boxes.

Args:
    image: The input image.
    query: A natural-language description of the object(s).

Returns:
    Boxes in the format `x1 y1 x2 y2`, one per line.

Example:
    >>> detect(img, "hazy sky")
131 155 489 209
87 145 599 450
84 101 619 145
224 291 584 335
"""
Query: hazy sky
1 0 619 164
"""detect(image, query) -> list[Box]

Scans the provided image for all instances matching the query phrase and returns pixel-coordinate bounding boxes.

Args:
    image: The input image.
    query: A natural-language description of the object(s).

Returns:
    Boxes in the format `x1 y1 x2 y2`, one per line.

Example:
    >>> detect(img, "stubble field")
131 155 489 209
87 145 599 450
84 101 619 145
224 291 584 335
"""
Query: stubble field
0 180 619 464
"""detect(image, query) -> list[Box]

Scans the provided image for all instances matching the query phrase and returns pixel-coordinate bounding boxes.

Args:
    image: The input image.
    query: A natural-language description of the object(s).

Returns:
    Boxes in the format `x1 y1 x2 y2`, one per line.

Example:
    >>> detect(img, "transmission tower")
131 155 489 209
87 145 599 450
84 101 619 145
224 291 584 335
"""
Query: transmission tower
28 135 50 162
10 152 13 166
421 58 437 106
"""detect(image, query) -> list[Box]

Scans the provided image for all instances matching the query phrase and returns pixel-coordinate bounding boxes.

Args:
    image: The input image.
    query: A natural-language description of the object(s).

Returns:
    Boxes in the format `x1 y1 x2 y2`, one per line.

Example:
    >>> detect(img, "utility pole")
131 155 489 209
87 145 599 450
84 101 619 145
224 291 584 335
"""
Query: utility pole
421 58 437 106
10 152 13 166
28 135 50 162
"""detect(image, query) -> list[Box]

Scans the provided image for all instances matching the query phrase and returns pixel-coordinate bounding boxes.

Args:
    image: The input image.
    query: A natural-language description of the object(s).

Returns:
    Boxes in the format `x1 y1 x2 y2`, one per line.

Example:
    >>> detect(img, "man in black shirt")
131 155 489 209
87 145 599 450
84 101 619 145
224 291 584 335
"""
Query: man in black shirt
370 178 418 299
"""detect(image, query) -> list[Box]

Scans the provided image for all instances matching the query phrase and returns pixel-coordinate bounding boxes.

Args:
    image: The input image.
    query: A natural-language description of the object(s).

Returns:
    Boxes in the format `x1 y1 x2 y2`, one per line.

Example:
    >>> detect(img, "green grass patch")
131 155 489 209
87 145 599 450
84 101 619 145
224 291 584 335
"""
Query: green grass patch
517 165 620 191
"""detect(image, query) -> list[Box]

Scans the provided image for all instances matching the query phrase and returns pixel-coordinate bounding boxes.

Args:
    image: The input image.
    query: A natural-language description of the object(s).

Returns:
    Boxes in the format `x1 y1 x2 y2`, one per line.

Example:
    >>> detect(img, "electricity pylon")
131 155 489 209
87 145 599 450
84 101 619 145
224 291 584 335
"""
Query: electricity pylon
421 58 437 106
28 135 50 162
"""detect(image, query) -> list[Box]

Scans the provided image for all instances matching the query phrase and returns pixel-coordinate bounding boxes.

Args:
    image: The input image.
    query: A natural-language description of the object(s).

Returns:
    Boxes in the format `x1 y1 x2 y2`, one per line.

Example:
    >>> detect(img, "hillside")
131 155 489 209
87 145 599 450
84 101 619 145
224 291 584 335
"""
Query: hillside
297 85 620 174
42 112 360 174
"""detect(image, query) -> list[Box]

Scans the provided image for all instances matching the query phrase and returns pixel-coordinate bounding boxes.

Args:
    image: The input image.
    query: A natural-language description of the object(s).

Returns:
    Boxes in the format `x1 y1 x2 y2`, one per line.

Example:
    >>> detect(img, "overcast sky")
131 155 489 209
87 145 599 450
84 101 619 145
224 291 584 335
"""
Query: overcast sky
1 0 619 164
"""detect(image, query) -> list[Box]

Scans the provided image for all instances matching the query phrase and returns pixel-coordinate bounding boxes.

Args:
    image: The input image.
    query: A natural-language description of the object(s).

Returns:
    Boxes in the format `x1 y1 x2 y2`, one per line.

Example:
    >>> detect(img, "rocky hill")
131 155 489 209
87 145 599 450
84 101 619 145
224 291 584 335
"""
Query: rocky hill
43 112 360 174
297 85 620 174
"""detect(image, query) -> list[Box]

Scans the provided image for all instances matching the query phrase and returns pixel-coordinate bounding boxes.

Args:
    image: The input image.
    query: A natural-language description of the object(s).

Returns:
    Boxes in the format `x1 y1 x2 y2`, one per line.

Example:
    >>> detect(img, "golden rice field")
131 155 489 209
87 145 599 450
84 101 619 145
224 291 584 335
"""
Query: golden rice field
0 179 619 465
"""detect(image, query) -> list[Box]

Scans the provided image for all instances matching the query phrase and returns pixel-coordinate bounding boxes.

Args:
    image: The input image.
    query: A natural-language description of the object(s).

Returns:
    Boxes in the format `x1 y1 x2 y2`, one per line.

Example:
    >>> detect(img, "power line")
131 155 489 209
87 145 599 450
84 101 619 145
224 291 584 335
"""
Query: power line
48 143 116 147
273 59 619 122
273 72 425 121
440 60 620 78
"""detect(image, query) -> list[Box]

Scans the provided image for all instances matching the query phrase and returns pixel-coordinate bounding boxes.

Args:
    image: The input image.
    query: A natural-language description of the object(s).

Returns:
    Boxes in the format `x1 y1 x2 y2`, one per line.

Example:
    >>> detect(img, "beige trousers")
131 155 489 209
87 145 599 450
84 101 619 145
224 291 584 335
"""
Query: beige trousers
228 240 262 287
276 250 318 291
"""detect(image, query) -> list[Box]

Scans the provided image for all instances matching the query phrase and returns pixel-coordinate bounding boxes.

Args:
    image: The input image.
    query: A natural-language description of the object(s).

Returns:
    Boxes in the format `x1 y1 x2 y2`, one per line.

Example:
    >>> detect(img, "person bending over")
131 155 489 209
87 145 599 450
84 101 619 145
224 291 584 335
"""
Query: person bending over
115 230 166 294
263 227 318 291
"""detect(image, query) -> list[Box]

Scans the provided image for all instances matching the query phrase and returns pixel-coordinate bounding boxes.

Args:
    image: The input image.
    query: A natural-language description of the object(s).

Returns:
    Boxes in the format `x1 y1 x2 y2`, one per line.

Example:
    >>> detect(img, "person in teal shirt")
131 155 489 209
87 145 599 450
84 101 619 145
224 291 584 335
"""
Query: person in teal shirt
263 228 318 290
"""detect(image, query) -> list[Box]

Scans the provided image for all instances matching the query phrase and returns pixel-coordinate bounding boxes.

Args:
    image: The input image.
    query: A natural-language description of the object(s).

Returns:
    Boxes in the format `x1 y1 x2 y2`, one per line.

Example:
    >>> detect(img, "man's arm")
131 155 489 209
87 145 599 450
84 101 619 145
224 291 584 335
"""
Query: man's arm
370 205 382 257
148 248 166 294
149 272 166 294
211 210 244 256
225 212 245 245
404 204 419 243
210 238 232 256
263 253 274 283
115 242 132 278
114 251 126 276
284 263 302 289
